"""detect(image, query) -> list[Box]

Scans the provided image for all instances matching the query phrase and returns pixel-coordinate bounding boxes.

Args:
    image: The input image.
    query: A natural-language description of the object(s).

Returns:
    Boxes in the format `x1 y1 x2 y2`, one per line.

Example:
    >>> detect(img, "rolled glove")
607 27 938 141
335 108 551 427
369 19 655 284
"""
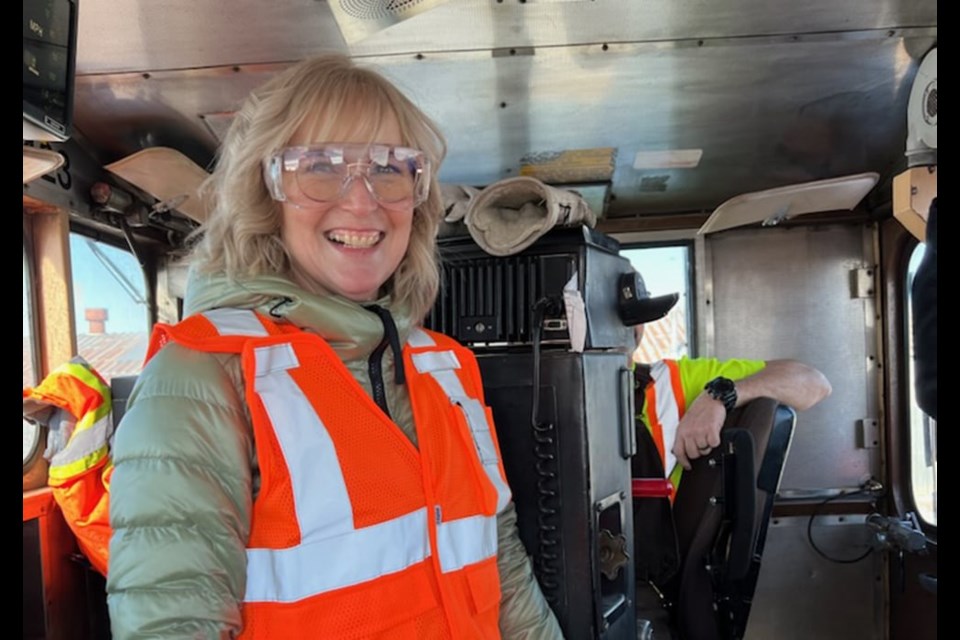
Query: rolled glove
465 176 596 256
441 183 481 223
439 183 481 238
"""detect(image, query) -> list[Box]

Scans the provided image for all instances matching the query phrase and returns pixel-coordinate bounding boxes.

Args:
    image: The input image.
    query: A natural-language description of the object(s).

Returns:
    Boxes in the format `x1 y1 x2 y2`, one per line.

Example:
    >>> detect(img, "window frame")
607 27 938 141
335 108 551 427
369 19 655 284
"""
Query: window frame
23 228 42 469
880 219 936 536
23 228 40 387
903 240 937 527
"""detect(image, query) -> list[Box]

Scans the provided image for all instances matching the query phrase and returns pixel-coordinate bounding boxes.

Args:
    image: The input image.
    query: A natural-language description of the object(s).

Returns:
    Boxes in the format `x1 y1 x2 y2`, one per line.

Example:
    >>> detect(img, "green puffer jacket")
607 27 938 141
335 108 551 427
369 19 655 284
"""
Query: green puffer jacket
106 271 564 639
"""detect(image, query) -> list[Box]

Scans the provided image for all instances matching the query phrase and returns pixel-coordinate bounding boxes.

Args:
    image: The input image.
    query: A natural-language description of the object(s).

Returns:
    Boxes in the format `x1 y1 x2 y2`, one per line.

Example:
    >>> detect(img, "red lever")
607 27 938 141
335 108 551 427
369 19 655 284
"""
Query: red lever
632 478 674 498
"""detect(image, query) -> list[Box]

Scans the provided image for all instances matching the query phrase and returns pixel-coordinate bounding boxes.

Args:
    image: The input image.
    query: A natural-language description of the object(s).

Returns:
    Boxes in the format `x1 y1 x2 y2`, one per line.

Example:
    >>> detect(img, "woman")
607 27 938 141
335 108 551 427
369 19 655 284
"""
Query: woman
107 55 563 639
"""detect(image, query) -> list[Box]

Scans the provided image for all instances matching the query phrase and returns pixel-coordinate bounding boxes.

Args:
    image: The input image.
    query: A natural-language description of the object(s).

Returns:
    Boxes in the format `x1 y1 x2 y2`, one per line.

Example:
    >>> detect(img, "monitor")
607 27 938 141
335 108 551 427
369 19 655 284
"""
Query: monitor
23 0 78 141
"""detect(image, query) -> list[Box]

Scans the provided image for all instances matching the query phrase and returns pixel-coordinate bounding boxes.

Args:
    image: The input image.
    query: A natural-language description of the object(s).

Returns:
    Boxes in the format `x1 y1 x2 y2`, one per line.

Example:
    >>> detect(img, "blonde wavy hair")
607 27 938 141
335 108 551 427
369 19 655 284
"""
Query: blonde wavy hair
193 54 447 320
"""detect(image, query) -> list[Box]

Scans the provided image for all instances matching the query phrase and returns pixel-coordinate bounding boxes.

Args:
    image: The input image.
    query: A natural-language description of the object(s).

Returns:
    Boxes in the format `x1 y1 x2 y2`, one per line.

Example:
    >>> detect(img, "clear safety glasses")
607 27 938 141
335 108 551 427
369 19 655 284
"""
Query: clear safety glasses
264 144 430 208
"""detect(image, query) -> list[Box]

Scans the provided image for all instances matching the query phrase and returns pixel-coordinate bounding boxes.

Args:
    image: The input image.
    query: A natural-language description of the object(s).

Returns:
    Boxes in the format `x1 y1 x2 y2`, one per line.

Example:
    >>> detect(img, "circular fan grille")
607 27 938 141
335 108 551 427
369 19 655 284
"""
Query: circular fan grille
906 48 937 152
924 85 937 124
339 0 431 20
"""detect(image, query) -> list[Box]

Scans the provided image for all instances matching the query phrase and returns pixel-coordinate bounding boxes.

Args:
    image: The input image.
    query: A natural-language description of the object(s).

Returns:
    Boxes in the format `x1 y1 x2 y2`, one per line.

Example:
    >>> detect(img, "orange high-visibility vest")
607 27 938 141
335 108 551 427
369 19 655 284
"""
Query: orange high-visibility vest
149 308 512 639
640 359 686 496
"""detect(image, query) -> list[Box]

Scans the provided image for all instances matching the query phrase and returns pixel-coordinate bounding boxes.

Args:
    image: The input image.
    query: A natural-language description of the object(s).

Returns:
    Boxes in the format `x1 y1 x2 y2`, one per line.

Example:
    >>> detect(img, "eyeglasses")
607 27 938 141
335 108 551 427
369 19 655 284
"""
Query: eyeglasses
264 144 430 207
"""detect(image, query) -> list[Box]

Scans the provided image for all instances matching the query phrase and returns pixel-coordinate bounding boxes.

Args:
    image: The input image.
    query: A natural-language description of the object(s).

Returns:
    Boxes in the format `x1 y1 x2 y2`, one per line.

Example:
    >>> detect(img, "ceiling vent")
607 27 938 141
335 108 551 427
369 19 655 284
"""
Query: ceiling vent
328 0 450 44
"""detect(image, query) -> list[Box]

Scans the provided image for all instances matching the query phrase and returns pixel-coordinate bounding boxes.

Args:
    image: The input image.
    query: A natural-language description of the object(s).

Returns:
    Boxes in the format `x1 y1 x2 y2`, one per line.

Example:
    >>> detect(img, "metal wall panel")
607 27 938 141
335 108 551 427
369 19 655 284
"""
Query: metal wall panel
703 224 881 490
746 516 884 640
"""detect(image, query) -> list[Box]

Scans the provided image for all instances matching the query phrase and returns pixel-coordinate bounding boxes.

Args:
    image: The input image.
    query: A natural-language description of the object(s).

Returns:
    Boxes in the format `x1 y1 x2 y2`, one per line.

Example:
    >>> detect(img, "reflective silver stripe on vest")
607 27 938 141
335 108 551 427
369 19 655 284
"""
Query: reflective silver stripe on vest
245 344 431 603
246 508 430 602
436 513 498 573
410 350 459 374
48 415 111 469
649 360 681 477
407 327 436 348
411 350 512 514
202 308 269 337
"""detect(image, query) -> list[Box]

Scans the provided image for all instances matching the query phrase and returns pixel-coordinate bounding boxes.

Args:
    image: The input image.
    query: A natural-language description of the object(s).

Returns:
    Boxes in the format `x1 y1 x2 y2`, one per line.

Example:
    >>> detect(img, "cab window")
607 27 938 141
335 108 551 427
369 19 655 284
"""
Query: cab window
24 241 39 466
23 242 37 388
906 243 936 525
70 234 149 380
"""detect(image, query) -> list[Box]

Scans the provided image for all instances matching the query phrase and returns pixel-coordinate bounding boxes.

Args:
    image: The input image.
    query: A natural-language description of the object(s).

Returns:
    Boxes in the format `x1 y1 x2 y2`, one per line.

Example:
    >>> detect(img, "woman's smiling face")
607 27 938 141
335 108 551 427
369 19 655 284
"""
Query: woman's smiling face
279 112 414 301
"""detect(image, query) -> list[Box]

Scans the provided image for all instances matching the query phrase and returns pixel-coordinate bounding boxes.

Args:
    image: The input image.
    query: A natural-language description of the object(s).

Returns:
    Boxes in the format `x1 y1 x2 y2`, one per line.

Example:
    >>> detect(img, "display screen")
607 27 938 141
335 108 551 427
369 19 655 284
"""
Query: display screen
23 0 77 139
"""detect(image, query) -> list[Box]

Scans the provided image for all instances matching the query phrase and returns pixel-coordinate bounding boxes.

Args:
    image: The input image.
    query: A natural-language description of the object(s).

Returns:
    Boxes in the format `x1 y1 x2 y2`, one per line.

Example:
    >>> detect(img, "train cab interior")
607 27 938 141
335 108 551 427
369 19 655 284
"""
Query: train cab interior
24 1 936 638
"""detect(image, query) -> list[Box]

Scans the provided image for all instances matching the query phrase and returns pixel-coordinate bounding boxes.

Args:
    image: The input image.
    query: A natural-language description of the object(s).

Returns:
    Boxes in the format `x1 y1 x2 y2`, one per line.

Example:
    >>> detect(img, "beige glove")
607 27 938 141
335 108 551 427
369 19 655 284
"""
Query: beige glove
441 183 481 223
439 183 481 238
465 177 596 256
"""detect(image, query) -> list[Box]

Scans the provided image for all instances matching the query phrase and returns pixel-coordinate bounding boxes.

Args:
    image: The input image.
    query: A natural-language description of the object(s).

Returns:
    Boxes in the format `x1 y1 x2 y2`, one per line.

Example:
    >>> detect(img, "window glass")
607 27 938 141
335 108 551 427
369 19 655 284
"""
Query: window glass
906 244 936 525
621 245 692 363
70 234 149 381
23 246 37 388
24 245 39 466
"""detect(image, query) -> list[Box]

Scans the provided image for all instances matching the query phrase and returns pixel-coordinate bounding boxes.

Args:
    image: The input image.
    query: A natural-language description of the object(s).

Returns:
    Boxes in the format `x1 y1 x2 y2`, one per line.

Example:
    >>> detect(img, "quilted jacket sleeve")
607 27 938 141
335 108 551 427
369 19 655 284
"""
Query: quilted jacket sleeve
107 343 254 639
497 502 565 639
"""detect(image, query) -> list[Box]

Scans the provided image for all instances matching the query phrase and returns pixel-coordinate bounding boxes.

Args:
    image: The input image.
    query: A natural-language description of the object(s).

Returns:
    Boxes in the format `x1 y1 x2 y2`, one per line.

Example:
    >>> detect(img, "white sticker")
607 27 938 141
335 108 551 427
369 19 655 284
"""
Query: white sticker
563 272 587 353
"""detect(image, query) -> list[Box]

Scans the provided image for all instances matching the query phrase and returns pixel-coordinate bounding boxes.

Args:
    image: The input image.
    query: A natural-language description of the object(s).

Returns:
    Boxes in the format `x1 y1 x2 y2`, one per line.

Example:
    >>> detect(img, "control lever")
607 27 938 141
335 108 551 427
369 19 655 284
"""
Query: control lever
866 512 928 554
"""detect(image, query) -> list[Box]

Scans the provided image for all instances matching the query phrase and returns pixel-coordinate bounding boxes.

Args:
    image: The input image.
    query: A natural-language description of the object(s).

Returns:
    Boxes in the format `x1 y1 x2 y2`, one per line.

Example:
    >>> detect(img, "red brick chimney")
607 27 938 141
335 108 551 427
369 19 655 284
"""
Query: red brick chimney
85 308 108 334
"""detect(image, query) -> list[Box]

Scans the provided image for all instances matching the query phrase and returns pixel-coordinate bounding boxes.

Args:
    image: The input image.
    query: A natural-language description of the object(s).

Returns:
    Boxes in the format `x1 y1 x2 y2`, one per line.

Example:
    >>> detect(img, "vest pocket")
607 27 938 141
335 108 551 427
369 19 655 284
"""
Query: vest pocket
465 558 502 615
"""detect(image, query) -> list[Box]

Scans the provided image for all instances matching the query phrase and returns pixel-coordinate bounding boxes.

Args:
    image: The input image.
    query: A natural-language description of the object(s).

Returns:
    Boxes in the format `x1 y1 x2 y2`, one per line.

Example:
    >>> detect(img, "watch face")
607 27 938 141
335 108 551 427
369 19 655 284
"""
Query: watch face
709 377 735 394
706 377 737 411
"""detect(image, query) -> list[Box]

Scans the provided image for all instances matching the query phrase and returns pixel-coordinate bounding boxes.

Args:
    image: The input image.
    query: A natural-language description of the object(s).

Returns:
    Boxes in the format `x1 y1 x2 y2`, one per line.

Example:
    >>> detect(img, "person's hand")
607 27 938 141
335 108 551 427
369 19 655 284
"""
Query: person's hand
672 394 725 470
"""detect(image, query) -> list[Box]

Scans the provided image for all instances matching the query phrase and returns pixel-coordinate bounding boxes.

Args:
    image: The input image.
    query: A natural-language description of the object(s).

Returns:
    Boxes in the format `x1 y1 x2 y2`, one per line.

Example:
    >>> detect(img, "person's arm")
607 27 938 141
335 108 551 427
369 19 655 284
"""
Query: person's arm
734 359 832 411
496 502 565 639
673 359 831 470
107 345 253 639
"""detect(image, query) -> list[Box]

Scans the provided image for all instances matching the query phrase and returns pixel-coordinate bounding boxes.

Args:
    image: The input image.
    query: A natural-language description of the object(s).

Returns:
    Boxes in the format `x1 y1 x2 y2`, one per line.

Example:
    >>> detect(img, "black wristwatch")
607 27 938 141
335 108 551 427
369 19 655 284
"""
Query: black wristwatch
704 376 737 413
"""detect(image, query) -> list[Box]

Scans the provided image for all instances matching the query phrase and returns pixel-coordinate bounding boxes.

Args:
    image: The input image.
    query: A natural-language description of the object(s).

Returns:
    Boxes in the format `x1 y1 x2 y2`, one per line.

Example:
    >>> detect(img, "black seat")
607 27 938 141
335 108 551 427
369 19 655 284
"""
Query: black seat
634 398 796 640
110 375 139 426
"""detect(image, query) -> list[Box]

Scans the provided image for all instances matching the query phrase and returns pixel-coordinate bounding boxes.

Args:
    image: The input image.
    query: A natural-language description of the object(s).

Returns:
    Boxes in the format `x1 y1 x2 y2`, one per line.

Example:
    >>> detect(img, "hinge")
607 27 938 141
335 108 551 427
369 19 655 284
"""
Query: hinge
850 267 876 299
858 418 880 449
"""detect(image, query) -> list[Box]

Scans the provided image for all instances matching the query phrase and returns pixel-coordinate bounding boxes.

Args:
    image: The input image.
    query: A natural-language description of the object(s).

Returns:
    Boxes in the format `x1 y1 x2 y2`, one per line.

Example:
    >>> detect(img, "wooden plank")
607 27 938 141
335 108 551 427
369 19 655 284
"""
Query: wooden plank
893 166 937 241
30 209 77 379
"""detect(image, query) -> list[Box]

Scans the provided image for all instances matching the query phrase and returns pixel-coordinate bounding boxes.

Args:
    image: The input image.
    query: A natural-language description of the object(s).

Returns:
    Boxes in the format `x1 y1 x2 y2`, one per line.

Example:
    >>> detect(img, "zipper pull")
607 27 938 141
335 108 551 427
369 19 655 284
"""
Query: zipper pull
435 505 442 524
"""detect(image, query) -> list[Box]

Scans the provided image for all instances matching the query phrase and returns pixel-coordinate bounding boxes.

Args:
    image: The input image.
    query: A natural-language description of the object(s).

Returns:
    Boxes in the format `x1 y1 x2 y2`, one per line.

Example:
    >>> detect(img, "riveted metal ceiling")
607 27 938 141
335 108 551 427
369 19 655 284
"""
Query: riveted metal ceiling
71 0 937 217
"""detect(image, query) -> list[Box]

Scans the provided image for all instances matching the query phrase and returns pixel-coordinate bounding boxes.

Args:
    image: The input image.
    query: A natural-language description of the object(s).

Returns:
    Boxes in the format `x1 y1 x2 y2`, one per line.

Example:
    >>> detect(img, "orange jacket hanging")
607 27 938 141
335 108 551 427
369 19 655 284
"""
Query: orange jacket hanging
145 308 512 639
23 358 114 576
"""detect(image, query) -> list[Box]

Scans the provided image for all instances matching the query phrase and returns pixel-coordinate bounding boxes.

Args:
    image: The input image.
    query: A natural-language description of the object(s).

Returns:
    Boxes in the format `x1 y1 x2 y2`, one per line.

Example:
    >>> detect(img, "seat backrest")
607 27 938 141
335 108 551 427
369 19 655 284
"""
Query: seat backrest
668 397 796 640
